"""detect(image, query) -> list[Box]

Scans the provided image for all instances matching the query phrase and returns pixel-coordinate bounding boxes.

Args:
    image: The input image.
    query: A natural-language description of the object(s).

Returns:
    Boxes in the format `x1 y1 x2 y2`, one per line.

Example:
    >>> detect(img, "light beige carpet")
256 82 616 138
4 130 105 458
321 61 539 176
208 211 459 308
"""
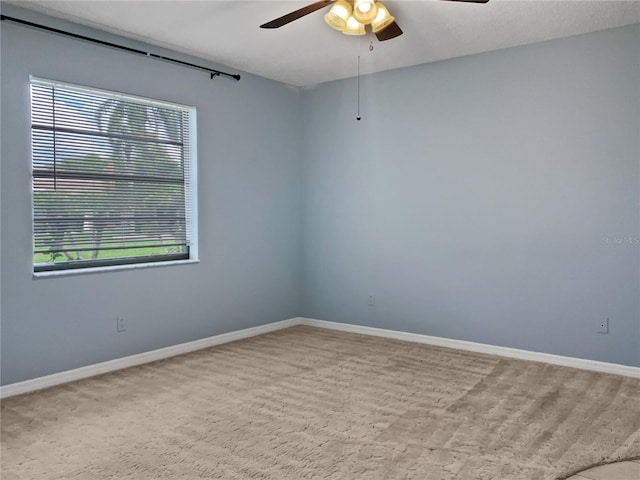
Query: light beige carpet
1 325 639 480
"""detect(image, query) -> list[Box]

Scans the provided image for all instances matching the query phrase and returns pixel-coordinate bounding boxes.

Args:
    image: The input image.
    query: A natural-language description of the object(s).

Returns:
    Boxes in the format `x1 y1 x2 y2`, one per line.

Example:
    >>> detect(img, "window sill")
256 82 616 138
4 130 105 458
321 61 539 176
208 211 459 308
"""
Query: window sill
33 259 200 279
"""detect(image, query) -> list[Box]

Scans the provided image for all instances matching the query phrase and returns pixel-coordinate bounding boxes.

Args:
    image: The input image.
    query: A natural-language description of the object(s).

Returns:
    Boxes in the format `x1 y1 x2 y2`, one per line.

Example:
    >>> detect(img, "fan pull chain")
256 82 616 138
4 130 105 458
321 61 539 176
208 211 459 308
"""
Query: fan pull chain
357 55 361 121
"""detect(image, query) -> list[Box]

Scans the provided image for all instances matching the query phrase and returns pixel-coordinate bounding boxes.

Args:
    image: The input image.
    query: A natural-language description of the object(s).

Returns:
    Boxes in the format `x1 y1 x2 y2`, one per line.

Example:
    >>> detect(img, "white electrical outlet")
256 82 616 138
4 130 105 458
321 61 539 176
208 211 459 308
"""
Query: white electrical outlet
117 316 126 333
368 294 375 306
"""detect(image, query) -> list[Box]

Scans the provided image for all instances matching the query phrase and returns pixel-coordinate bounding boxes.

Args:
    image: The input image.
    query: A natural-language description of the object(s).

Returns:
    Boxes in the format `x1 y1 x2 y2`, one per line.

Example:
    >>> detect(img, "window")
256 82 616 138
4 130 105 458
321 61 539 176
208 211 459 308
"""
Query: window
31 77 197 273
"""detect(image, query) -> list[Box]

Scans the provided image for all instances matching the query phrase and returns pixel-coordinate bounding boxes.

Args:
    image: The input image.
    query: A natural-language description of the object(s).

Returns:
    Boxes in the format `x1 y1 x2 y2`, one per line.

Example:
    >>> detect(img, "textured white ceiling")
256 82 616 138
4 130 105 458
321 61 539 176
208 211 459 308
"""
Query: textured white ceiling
7 0 640 86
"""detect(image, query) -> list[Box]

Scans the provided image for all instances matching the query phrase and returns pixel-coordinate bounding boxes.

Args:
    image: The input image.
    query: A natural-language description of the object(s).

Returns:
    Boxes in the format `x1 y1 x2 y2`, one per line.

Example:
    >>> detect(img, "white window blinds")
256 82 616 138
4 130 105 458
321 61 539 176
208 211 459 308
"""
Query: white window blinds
31 77 197 272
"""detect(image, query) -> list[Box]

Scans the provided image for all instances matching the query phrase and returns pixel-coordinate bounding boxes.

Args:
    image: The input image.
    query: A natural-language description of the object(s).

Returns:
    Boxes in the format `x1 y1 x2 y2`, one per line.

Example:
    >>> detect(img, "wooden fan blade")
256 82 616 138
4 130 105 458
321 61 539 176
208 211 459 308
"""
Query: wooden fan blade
260 1 335 28
375 21 403 41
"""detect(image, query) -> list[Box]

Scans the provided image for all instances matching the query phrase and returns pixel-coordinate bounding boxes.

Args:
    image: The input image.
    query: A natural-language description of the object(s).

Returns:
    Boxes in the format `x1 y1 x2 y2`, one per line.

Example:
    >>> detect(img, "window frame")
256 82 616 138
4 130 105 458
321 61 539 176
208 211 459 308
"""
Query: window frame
30 76 199 276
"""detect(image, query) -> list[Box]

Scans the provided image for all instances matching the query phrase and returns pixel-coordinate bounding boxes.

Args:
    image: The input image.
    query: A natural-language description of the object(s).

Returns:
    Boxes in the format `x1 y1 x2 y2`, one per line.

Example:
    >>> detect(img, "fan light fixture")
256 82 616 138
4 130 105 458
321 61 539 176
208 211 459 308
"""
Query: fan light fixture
343 15 366 35
324 0 352 31
353 0 378 24
371 2 394 33
324 0 394 36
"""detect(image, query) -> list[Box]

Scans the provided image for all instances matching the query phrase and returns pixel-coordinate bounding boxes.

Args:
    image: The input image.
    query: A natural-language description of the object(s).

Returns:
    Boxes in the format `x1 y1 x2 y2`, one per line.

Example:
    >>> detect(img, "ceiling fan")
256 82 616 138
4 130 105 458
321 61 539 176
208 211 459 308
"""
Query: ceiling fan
261 0 489 42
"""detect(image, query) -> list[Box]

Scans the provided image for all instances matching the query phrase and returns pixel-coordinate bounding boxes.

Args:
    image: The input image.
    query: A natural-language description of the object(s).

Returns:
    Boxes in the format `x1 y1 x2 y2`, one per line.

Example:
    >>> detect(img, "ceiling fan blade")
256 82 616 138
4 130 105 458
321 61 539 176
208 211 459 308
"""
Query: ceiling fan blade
260 1 335 29
375 21 403 41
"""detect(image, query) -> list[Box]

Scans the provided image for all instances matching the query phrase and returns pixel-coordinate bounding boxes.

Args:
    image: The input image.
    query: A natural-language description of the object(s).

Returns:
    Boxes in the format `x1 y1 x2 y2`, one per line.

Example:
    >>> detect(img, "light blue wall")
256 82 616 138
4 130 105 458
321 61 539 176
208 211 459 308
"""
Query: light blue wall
301 25 640 367
0 6 303 385
2 6 638 386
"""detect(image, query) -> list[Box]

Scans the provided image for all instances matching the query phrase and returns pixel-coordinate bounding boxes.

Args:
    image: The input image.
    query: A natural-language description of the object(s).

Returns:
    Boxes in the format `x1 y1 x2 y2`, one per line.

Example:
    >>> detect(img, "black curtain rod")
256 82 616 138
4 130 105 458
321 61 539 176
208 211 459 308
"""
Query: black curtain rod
0 15 241 82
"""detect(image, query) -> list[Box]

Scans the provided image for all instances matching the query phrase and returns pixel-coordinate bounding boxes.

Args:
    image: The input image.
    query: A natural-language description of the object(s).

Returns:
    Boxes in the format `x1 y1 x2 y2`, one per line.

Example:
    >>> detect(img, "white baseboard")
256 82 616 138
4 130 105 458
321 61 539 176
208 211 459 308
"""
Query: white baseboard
299 318 640 379
0 317 302 399
3 316 637 398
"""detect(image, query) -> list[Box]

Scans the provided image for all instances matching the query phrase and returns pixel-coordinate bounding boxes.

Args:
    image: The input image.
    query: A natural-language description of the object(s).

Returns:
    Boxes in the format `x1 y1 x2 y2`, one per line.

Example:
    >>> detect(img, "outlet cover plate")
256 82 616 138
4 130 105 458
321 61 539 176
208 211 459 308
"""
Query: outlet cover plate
597 318 609 334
